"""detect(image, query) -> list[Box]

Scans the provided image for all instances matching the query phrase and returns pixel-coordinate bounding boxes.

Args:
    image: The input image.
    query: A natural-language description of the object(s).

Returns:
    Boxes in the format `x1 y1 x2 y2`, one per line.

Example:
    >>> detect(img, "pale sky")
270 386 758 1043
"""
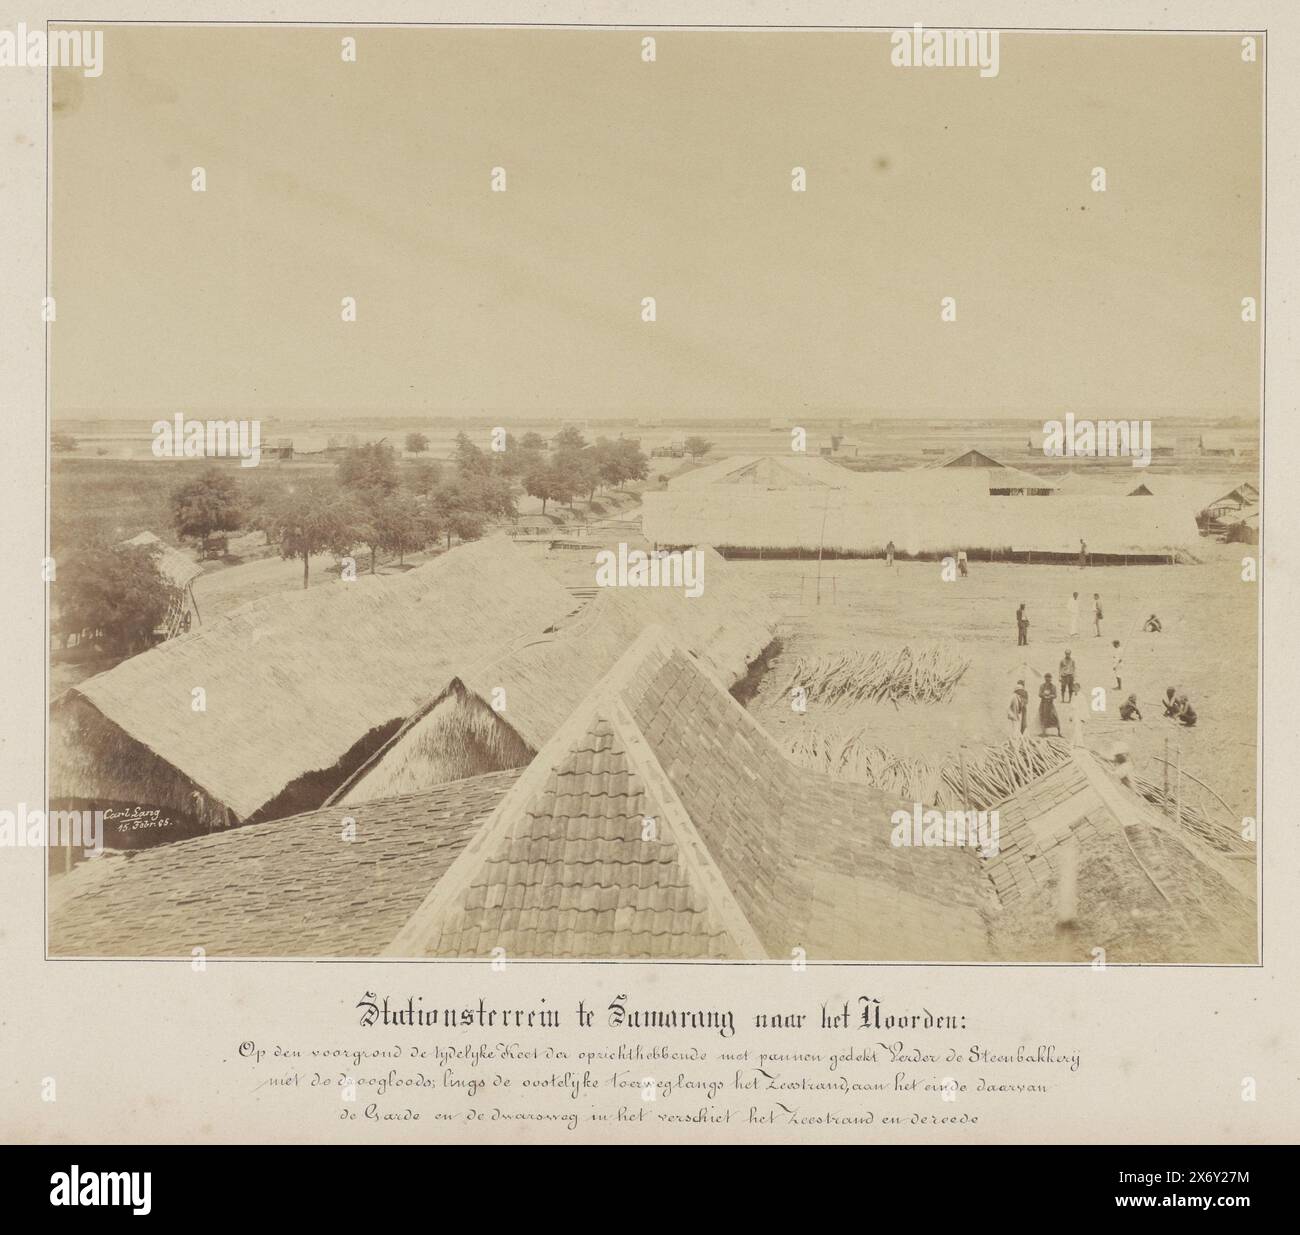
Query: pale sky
52 27 1263 418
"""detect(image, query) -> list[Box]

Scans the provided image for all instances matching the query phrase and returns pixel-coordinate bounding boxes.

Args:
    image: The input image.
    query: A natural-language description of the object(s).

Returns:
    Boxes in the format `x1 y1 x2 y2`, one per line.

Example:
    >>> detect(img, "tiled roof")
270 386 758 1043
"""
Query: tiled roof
388 629 995 960
49 770 519 958
985 753 1257 963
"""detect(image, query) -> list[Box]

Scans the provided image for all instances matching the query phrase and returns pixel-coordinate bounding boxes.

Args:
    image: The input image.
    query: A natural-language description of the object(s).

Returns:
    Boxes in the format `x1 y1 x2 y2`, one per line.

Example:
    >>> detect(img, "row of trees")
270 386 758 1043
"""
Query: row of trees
53 429 654 653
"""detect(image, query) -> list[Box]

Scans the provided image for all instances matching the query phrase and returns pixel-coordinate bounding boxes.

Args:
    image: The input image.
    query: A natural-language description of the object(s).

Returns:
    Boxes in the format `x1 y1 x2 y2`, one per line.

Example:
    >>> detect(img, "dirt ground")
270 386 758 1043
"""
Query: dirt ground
730 549 1258 826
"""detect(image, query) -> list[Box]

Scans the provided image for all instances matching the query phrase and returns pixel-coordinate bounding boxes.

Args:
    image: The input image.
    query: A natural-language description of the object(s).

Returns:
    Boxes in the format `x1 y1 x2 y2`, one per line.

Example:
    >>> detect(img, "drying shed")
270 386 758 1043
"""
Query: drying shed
331 548 781 804
50 537 576 830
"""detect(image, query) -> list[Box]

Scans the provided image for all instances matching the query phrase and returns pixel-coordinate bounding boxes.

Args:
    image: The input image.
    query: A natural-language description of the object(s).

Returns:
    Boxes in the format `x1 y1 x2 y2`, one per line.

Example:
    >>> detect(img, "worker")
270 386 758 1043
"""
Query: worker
1162 687 1180 717
957 548 969 578
1119 694 1142 721
1059 649 1077 702
1067 590 1080 637
1093 593 1103 637
1008 679 1029 738
1111 639 1124 690
1039 673 1062 736
1017 603 1029 646
885 540 895 567
1143 613 1163 633
1173 693 1198 727
1078 538 1089 569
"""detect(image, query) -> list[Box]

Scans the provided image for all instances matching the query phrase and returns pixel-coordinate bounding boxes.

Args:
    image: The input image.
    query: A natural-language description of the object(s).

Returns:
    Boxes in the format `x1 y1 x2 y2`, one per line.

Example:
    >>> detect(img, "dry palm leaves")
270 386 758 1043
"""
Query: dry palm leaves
781 643 971 707
786 730 1072 811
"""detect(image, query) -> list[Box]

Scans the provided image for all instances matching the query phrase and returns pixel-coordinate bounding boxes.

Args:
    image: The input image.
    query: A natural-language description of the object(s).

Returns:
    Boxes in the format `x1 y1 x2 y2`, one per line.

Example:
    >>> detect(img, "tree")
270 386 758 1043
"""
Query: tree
542 456 580 511
594 438 649 490
523 463 561 515
562 450 602 503
53 539 171 655
430 481 486 549
372 492 429 565
553 425 587 453
169 467 246 556
336 441 398 496
453 430 491 478
262 481 362 588
459 472 516 521
614 439 649 486
519 431 547 452
684 435 713 461
405 458 443 497
404 431 429 454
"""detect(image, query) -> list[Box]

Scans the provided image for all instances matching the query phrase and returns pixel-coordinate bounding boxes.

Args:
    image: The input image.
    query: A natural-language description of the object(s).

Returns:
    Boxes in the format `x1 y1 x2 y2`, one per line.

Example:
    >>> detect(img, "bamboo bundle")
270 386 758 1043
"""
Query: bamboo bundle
786 730 1072 810
1130 773 1255 857
781 643 971 707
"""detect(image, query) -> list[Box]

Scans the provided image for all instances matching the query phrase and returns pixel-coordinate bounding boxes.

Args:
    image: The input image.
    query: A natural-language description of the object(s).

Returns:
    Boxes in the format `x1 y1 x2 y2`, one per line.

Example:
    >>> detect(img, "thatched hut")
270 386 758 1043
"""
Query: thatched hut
50 537 576 831
331 547 781 805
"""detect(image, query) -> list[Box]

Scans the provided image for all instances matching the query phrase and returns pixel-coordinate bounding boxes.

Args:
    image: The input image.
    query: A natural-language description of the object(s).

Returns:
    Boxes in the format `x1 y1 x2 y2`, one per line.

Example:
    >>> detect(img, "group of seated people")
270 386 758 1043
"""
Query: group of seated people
1120 687 1197 725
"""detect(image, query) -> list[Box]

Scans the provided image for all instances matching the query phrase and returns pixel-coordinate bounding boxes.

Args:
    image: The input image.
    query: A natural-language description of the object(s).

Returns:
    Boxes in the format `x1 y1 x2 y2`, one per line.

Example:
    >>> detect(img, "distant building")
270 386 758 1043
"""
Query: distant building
1199 433 1239 458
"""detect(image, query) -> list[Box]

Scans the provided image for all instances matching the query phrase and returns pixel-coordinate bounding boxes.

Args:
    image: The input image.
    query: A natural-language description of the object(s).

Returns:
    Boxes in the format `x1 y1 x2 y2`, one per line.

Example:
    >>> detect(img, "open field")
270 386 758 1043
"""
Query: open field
731 551 1258 831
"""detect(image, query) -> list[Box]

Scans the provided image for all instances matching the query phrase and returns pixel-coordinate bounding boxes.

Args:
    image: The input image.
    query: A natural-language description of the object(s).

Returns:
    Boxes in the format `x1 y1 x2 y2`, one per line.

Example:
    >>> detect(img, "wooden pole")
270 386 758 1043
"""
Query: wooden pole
1174 746 1183 830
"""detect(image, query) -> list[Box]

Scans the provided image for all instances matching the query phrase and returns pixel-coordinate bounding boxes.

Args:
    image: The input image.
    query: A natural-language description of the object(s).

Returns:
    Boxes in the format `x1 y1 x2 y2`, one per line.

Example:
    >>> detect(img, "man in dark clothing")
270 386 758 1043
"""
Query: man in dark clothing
1016 603 1029 646
1162 687 1179 717
1059 650 1077 702
1120 694 1142 721
1143 614 1163 633
1078 539 1088 569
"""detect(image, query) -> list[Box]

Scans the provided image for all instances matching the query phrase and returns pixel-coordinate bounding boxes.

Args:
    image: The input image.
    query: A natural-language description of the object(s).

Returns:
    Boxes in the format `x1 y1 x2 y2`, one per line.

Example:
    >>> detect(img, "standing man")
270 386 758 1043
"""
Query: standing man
1016 603 1029 646
1067 590 1080 636
957 548 969 578
886 539 895 567
1111 639 1124 690
1078 539 1088 569
1008 680 1029 738
1059 649 1077 702
1093 593 1103 637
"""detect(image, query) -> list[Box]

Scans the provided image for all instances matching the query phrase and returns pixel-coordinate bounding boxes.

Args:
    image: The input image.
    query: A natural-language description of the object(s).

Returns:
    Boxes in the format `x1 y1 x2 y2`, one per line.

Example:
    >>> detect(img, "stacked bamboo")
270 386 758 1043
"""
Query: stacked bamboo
1130 772 1255 857
786 731 1072 810
781 644 971 707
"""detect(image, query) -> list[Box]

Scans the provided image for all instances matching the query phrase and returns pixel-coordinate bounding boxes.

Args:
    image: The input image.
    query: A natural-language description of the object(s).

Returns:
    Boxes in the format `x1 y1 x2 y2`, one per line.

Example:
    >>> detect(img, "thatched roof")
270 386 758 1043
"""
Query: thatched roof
386 627 994 960
333 547 781 804
120 532 202 590
60 537 576 821
48 771 519 957
47 632 1254 962
643 488 1198 556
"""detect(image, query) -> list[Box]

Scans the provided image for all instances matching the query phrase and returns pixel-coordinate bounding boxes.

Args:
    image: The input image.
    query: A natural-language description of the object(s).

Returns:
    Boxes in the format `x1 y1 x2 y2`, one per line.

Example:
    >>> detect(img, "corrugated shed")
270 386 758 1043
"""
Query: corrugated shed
61 537 576 820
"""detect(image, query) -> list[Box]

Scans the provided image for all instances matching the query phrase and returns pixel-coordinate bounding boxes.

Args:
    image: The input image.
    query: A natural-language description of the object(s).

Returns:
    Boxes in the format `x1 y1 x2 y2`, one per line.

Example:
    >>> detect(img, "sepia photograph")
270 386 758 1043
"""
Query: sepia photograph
37 23 1263 967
